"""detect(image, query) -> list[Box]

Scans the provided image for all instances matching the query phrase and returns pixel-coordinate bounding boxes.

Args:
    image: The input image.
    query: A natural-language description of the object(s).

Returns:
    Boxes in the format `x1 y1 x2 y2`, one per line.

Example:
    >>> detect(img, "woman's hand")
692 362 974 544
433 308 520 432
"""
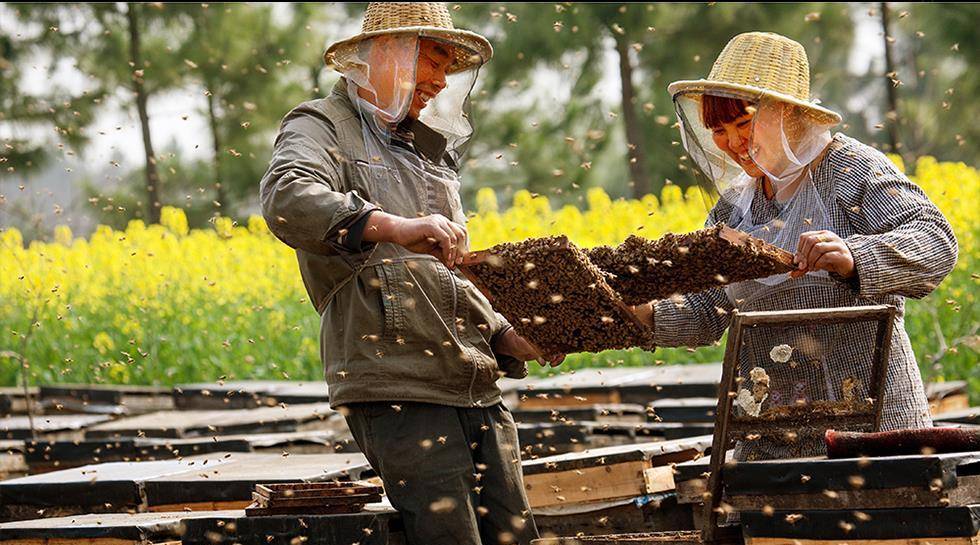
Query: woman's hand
629 302 655 328
495 328 565 367
792 230 856 279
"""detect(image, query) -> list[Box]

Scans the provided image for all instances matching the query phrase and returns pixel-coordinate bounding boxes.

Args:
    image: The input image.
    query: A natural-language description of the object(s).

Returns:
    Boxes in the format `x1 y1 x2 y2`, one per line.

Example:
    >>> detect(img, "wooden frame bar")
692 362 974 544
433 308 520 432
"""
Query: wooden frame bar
700 305 896 543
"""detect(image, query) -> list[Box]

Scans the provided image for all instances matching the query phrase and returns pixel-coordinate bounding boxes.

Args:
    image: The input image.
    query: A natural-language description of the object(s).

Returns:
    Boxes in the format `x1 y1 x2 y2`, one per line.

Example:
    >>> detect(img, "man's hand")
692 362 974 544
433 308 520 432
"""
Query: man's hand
792 230 856 279
495 328 565 367
364 211 468 269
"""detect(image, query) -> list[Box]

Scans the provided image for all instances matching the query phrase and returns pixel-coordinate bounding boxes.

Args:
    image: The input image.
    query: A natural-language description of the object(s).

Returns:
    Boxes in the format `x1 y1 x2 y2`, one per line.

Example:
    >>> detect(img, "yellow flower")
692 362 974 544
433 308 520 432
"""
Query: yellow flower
93 332 115 355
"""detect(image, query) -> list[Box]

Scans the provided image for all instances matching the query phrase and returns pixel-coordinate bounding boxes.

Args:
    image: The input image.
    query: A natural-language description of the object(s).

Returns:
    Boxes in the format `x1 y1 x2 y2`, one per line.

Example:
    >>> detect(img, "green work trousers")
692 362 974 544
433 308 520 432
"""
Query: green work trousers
343 401 538 545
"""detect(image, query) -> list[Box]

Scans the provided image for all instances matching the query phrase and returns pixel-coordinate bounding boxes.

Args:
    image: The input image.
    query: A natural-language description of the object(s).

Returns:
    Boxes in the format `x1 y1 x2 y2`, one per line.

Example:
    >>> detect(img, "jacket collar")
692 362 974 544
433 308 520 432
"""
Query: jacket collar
332 78 449 165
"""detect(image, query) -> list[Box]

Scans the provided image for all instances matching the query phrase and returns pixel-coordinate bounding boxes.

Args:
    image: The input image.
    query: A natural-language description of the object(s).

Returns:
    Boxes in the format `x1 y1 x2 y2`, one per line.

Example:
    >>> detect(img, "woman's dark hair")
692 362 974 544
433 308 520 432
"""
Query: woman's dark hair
701 94 751 129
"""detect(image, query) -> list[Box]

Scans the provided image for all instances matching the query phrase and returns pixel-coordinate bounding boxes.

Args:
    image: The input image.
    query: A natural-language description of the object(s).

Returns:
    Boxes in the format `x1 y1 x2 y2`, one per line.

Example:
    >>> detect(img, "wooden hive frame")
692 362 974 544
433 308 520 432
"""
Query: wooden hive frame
461 235 654 359
700 305 896 543
586 224 795 306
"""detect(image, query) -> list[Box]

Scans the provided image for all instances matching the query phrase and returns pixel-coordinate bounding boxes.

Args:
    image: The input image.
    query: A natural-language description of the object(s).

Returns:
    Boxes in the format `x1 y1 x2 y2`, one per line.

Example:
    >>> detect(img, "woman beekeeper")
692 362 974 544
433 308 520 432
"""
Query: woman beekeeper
639 32 958 461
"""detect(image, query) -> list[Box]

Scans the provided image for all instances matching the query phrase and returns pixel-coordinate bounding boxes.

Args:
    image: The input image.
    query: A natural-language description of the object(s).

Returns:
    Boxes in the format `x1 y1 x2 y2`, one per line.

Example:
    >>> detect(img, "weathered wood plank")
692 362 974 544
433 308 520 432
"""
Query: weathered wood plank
723 452 980 495
172 381 329 411
741 505 980 539
84 403 337 439
0 510 242 542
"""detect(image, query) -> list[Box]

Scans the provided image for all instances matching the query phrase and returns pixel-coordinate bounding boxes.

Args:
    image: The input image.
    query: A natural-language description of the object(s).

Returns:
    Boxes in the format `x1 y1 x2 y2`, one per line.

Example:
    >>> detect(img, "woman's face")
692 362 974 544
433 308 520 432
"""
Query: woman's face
710 111 766 179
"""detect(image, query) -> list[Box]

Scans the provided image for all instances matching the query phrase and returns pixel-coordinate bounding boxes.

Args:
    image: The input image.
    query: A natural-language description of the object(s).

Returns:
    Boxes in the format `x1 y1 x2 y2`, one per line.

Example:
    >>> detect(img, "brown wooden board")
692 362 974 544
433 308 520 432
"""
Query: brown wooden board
0 452 370 521
534 528 744 545
173 381 329 411
0 509 242 541
22 437 253 473
729 475 980 510
722 452 980 496
521 437 712 509
648 399 717 424
585 224 794 306
179 506 399 545
460 236 654 358
514 405 648 425
141 453 371 508
255 481 382 500
935 407 980 426
1 414 112 440
517 364 722 408
245 503 368 516
927 381 969 400
533 495 697 540
522 436 713 476
533 531 704 545
83 402 337 439
0 389 38 417
740 505 980 539
252 492 382 508
0 441 27 481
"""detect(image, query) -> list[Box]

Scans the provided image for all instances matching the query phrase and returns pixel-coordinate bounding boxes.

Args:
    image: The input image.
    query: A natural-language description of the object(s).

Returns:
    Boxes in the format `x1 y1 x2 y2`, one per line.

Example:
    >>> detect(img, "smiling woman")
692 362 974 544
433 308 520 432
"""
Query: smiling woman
653 31 960 463
700 94 766 179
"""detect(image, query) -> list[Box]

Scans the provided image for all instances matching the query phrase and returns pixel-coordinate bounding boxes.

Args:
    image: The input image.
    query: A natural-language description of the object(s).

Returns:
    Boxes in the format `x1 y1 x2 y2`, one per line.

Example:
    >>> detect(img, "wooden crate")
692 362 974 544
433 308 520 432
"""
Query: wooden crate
521 437 712 509
245 481 382 516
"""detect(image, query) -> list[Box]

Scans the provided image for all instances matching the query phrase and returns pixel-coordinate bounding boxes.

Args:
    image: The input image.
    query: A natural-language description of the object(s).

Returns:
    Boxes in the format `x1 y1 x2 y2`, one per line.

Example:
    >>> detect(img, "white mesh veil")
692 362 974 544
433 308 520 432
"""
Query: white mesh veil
339 34 481 171
675 90 836 288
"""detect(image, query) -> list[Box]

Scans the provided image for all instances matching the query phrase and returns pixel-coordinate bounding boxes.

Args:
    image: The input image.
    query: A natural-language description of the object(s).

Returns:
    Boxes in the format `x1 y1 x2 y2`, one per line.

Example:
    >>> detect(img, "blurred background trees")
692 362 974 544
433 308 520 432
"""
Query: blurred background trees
1 2 976 238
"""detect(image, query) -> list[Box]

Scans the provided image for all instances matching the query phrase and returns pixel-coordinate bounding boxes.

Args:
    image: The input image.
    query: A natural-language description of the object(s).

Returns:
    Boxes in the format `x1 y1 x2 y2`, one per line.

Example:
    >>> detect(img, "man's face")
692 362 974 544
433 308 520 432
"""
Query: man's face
408 38 454 119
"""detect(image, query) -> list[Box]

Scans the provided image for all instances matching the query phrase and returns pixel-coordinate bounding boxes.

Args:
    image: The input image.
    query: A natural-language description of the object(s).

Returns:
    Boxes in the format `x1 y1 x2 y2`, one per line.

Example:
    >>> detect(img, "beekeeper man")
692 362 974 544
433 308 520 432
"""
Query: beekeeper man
260 3 562 544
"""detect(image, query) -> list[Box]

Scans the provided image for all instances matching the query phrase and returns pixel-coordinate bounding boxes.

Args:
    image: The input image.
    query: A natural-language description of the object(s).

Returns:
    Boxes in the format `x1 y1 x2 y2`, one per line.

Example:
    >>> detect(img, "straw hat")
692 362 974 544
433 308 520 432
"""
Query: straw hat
668 32 841 125
324 3 493 74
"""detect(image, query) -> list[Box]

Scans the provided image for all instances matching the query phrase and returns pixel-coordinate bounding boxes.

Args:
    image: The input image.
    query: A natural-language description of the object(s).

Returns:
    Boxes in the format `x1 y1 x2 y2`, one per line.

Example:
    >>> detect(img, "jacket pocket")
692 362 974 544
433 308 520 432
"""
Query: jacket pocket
374 262 407 343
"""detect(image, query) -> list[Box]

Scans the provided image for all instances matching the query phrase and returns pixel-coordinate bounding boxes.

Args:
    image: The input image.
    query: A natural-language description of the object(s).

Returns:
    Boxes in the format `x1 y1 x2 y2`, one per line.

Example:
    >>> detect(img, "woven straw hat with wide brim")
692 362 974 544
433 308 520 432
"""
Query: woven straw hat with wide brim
668 32 841 126
324 2 493 74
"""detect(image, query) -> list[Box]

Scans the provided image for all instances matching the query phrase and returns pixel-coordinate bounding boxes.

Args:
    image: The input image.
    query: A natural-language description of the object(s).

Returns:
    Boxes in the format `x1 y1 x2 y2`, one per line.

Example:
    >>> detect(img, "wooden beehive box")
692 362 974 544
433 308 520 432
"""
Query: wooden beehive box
246 481 383 516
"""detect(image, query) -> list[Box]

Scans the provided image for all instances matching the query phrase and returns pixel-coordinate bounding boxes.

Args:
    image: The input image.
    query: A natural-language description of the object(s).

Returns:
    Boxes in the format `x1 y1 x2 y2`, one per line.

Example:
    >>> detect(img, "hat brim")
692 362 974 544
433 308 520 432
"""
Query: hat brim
668 79 842 126
324 27 492 75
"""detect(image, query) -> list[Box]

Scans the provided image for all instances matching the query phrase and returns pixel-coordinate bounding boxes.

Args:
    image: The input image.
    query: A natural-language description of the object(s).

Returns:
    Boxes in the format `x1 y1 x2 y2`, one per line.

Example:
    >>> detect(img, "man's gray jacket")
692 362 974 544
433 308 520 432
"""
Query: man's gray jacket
260 80 525 409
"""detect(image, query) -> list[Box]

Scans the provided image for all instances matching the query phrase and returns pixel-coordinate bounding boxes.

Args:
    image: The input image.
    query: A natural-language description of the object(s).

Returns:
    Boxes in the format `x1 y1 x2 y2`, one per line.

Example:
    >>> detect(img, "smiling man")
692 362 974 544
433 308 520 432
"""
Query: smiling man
259 3 560 545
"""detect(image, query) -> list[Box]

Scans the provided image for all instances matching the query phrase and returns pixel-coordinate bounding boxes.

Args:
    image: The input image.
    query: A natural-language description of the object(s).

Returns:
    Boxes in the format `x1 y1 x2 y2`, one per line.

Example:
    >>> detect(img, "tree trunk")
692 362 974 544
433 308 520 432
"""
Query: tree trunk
879 2 902 158
125 3 161 223
311 64 322 99
614 33 653 199
205 86 226 209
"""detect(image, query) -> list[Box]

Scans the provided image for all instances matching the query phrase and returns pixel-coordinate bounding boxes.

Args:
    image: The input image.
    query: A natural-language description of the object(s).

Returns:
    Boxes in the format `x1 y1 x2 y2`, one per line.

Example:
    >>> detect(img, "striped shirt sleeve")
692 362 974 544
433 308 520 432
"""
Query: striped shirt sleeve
651 202 735 347
835 146 958 299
